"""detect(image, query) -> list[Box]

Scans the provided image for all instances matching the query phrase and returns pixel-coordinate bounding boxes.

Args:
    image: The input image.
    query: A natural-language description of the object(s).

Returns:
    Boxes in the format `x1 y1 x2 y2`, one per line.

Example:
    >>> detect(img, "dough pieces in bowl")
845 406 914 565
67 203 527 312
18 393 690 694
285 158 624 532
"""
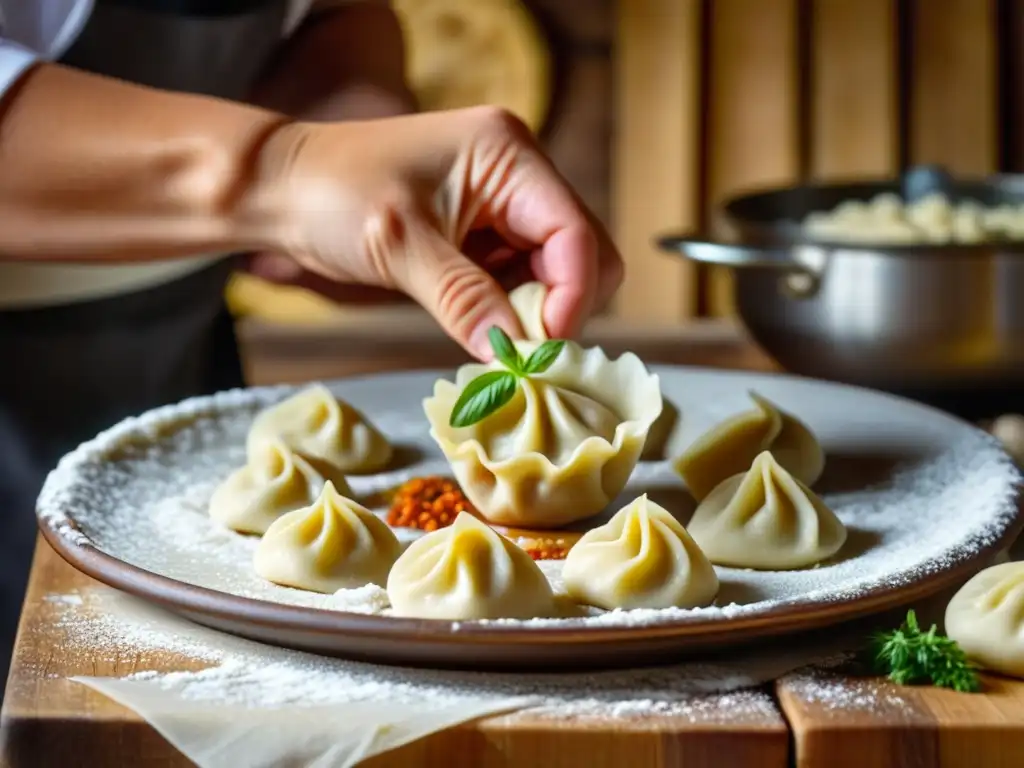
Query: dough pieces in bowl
254 480 400 594
673 391 824 501
423 341 663 528
247 383 393 478
208 439 330 535
387 512 555 620
945 561 1024 679
562 494 719 610
687 451 846 570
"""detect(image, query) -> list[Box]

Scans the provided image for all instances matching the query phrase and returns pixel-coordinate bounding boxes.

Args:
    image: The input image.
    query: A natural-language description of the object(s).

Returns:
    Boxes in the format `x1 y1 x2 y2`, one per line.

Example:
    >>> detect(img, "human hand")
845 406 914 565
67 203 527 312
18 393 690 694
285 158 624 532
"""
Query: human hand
250 107 623 358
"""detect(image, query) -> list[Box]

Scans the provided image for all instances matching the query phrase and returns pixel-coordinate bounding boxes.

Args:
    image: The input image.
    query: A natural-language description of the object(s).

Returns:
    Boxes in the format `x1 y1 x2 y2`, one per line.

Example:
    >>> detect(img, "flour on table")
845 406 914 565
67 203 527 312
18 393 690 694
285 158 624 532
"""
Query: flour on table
36 370 1023 631
40 589 790 723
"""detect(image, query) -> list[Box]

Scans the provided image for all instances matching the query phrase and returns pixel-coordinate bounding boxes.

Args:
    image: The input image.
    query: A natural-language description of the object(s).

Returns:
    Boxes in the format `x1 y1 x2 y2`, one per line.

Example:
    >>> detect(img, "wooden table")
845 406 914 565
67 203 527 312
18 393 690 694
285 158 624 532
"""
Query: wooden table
3 317 1024 768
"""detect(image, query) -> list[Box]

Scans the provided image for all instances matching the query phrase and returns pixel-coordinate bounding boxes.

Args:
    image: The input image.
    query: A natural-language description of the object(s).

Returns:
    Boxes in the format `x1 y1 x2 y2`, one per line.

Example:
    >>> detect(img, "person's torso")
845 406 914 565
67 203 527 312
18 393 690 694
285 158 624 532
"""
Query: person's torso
0 0 320 310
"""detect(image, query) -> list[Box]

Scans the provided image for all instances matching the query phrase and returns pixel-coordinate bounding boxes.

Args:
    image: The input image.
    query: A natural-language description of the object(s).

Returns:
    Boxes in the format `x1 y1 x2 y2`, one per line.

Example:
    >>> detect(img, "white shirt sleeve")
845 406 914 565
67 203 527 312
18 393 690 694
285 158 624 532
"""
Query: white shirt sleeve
0 39 39 99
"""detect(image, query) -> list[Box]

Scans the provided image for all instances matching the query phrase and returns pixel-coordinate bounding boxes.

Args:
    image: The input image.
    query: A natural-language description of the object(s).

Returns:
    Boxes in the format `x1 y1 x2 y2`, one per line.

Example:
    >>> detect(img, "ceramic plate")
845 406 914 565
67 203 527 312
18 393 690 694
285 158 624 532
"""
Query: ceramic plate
37 367 1023 670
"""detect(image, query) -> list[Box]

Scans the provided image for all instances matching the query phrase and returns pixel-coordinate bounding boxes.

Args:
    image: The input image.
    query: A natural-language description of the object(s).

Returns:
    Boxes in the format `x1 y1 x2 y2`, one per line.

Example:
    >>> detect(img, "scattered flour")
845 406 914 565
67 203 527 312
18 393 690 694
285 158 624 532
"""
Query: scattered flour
41 589 791 723
35 371 1023 632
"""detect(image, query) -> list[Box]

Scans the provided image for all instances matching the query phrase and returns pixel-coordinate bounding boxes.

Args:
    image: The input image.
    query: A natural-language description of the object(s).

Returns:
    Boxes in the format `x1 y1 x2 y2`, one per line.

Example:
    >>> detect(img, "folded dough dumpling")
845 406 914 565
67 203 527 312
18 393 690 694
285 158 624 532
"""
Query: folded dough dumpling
508 281 678 462
687 451 846 570
208 439 330 535
673 391 824 501
562 494 719 610
247 383 393 478
945 562 1024 679
423 341 663 528
387 512 555 620
508 281 550 341
253 480 400 593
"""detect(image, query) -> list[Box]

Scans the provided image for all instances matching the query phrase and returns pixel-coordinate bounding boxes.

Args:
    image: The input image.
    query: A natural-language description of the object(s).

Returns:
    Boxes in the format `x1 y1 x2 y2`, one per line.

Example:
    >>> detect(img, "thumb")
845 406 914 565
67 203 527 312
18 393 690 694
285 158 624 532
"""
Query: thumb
397 224 525 360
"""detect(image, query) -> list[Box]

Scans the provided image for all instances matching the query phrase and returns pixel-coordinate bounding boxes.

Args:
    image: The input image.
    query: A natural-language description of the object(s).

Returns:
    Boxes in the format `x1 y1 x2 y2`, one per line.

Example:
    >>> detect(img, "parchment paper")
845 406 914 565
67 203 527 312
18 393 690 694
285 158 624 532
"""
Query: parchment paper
68 543 1016 768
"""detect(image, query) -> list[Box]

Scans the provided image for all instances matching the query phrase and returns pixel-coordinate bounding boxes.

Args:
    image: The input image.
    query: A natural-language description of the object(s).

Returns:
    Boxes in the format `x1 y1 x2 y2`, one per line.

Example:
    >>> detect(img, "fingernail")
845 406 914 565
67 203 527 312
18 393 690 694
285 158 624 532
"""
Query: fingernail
469 323 496 361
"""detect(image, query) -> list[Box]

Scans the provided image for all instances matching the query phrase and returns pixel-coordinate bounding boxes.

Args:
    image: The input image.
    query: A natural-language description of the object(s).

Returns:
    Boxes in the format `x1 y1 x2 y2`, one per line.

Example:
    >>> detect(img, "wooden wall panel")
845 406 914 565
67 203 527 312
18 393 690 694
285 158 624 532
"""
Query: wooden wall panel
909 0 999 174
611 0 703 321
703 0 801 317
809 0 899 180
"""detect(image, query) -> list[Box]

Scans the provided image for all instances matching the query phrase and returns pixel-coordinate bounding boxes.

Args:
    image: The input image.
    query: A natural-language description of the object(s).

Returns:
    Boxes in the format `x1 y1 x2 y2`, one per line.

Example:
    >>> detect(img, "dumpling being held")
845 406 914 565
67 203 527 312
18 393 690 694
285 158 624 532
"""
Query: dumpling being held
247 383 393 478
508 280 677 462
508 281 550 341
208 439 330 535
672 391 824 501
562 494 719 610
945 562 1024 679
424 341 662 528
687 451 846 570
387 512 555 620
254 480 400 593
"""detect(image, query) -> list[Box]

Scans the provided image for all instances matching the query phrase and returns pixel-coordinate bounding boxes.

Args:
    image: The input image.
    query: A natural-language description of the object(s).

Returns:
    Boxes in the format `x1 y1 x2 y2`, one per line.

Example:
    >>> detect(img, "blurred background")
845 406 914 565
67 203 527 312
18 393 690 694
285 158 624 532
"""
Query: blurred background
235 0 1018 384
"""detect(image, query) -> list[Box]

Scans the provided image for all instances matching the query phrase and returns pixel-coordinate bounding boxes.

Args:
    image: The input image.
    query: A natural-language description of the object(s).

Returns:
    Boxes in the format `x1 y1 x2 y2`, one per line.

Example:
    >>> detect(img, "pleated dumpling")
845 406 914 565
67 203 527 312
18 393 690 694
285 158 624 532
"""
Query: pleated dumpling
253 480 400 593
247 384 393 478
672 391 824 501
508 281 550 341
387 512 555 620
507 281 677 462
423 342 663 528
562 494 719 610
687 451 846 570
945 562 1024 679
208 439 330 535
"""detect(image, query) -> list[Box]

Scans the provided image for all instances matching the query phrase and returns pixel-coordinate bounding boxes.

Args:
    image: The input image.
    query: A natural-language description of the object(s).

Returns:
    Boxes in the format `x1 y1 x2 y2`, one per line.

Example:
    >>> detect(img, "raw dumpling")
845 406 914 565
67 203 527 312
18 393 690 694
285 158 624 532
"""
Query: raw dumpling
508 280 549 341
672 391 824 501
247 383 393 478
387 512 555 620
687 451 846 570
562 494 719 610
208 439 330 535
642 397 680 460
423 341 663 528
945 561 1024 679
253 480 400 593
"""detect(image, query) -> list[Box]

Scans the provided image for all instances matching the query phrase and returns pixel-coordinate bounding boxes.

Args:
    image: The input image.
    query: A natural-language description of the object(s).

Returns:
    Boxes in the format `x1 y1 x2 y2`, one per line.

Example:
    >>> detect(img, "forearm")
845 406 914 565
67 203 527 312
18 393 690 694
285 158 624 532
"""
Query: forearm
251 2 416 121
0 64 289 262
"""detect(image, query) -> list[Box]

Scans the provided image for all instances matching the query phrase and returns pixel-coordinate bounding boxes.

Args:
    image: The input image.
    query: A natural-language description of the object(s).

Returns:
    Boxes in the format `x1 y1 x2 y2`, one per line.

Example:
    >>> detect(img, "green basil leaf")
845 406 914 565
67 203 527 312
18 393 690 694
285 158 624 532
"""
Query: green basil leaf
488 326 523 373
449 371 519 428
522 340 566 375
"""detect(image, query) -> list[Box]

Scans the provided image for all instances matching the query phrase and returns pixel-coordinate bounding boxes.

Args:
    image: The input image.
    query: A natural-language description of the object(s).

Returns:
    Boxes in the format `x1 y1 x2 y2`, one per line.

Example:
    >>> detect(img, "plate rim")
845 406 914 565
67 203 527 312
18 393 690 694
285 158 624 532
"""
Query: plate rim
36 365 1024 652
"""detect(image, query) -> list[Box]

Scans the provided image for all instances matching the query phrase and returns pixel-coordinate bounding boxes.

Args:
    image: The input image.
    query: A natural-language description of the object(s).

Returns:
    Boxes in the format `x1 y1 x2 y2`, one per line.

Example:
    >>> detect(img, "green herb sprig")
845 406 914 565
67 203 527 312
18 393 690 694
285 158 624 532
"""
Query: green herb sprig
870 610 980 693
449 326 565 428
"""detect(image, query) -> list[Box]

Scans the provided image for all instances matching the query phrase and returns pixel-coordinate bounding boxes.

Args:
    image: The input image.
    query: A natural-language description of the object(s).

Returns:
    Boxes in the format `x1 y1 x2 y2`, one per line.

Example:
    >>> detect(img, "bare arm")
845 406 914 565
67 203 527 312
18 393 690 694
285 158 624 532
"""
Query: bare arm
0 64 289 262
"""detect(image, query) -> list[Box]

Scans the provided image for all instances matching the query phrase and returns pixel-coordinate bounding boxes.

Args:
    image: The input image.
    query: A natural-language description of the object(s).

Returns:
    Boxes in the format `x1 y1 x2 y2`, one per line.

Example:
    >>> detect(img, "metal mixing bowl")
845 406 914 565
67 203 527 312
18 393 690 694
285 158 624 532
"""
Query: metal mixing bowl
656 166 1024 391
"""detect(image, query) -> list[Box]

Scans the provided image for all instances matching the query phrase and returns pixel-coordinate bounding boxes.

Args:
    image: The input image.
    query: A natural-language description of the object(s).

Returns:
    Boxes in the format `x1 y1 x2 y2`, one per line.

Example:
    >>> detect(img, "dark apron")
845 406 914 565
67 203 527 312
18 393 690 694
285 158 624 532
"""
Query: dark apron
0 0 289 695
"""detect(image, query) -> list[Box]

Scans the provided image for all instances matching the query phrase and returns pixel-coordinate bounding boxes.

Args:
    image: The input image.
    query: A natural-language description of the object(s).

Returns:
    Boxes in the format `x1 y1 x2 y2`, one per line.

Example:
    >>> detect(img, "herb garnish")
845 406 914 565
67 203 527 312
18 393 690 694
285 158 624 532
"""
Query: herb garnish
449 326 565 428
870 610 980 693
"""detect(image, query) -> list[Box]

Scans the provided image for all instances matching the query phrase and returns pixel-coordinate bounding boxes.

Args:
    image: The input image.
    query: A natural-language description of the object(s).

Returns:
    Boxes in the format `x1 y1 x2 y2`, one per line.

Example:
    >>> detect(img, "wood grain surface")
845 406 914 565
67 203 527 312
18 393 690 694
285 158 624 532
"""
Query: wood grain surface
809 0 899 180
5 320 1024 768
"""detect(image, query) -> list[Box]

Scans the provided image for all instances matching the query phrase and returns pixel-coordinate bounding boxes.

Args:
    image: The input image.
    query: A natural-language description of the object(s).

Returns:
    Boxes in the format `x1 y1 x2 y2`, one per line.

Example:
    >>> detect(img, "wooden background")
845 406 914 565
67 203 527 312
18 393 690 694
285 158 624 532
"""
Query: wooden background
611 0 1019 322
233 0 1019 327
